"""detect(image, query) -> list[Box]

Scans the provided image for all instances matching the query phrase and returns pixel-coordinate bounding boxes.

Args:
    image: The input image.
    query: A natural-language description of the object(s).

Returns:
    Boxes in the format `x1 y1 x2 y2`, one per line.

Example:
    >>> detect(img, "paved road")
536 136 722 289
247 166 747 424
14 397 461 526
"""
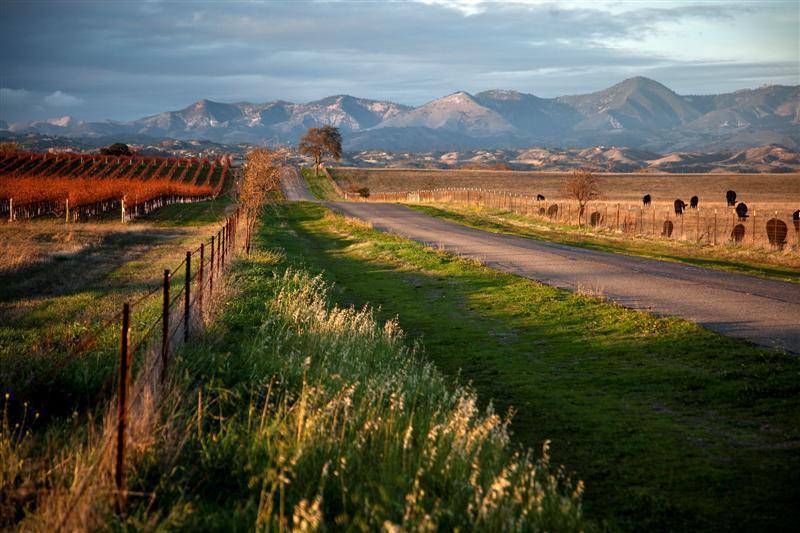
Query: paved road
281 168 800 353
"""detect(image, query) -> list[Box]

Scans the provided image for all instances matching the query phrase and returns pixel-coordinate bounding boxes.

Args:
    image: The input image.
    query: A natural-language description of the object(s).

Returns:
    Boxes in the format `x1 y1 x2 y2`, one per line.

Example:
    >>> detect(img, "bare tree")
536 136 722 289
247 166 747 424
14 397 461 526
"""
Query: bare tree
239 147 287 248
562 169 601 226
0 142 20 155
298 125 342 176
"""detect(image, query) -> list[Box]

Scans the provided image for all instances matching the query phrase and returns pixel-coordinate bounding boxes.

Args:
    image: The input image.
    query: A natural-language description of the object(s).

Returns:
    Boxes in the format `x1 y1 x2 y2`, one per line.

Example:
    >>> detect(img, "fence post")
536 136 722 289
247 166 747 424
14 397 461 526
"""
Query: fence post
115 302 131 516
8 198 12 222
210 236 215 293
217 230 221 272
121 198 126 224
752 211 756 245
714 209 718 246
198 243 204 319
161 270 170 381
184 251 191 342
65 198 69 224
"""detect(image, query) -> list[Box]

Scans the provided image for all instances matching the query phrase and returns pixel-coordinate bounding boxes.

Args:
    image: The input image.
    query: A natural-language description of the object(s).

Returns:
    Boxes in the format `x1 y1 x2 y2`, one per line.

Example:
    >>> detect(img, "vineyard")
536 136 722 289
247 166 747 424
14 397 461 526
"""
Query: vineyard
0 151 230 221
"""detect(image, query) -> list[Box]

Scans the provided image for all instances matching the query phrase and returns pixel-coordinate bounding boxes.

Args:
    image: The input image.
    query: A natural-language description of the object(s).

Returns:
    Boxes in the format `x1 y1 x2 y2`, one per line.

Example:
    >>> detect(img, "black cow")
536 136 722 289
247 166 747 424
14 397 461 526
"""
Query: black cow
726 190 737 207
793 209 799 232
736 202 748 220
674 199 686 215
642 194 651 206
537 194 545 201
690 195 699 209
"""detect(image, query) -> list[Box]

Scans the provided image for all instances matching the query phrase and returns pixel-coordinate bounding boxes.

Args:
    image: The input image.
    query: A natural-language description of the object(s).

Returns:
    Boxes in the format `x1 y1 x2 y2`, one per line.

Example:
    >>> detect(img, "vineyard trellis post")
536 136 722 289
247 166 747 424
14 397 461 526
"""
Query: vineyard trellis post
184 251 191 343
161 270 170 381
115 302 131 516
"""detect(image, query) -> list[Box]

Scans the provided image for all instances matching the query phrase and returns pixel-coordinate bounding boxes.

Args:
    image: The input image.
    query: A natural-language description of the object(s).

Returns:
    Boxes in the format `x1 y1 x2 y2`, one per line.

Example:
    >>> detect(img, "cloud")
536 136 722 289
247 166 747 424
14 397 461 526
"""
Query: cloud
0 87 31 104
43 90 84 107
0 1 796 122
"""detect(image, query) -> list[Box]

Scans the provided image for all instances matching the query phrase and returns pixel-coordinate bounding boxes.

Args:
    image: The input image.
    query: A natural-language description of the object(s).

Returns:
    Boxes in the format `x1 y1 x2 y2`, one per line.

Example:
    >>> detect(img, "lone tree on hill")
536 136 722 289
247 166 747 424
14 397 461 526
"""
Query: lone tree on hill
562 169 601 226
298 125 342 176
100 142 133 156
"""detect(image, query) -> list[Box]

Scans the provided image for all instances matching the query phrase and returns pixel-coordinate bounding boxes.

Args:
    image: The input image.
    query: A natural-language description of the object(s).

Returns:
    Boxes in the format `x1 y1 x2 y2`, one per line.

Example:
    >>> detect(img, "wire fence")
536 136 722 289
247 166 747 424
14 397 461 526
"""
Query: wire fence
45 205 255 528
342 187 800 251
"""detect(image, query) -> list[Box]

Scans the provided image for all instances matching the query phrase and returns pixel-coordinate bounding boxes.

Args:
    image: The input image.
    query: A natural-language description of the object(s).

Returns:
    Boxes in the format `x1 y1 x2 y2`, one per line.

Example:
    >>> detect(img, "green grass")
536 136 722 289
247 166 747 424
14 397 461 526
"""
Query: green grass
405 203 800 284
238 201 800 531
301 167 342 200
119 239 584 530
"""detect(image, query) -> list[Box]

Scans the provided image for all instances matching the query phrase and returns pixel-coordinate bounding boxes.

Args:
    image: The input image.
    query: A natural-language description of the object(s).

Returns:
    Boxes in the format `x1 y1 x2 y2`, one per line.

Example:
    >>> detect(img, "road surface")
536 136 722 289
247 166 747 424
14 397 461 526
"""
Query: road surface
281 168 800 353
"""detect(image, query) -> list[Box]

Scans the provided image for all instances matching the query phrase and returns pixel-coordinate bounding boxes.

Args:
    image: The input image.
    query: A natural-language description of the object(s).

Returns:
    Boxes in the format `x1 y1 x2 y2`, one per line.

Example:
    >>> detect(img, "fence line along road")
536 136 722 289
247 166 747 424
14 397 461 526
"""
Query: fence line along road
341 186 800 251
51 205 253 528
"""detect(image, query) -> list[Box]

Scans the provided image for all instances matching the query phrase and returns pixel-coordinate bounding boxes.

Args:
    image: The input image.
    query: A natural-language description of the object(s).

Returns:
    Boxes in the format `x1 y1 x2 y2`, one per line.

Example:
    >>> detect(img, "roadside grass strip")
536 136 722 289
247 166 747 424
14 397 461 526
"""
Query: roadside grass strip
121 250 585 530
241 202 800 531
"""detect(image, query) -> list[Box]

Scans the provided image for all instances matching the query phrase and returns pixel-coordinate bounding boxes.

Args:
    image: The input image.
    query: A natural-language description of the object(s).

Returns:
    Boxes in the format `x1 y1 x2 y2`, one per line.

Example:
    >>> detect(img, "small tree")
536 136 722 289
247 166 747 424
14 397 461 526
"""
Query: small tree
562 169 600 226
100 143 133 156
0 142 20 155
239 147 287 251
298 125 342 176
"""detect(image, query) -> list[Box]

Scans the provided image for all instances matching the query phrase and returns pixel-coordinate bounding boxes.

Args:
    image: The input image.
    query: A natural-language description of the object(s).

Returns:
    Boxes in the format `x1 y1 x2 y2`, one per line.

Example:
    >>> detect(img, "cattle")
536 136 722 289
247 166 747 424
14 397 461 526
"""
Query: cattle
726 190 737 207
766 219 788 248
793 210 800 232
546 204 559 218
736 202 748 220
662 220 674 237
642 194 651 206
690 195 699 209
590 211 602 227
674 199 686 215
731 223 745 243
536 194 545 201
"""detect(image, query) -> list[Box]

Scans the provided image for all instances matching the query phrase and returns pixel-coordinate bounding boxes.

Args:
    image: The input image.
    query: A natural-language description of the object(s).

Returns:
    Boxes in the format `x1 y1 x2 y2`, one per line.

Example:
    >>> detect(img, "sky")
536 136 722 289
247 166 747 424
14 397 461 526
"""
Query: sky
1 0 798 123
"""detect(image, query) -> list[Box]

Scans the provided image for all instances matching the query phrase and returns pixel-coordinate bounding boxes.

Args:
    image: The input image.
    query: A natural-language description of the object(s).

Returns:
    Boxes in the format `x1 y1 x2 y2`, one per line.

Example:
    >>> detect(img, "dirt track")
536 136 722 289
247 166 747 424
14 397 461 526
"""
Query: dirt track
281 167 800 353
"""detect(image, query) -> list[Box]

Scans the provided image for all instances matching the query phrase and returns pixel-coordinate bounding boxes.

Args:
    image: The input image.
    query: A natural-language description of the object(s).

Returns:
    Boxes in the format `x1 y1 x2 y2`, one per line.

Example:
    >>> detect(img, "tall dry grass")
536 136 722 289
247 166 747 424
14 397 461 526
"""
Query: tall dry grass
128 265 585 530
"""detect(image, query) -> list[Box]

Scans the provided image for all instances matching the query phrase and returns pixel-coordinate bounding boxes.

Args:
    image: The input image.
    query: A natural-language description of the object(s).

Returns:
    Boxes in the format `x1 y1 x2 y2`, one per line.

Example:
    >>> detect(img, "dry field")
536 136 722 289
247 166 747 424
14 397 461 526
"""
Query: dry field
332 167 800 207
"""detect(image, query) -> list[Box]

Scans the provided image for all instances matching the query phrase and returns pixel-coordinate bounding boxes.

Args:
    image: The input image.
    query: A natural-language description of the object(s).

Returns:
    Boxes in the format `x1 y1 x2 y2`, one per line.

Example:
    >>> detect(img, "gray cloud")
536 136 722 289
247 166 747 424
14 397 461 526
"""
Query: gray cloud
0 1 796 122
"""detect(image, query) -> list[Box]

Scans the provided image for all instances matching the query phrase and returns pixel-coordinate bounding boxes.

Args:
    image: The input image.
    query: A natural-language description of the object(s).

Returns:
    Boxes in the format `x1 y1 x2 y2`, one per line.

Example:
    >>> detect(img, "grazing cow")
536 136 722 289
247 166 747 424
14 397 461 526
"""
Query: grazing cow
590 211 602 227
546 204 559 218
731 223 745 243
736 202 748 220
537 194 545 201
662 220 674 237
793 210 800 232
726 190 737 207
766 219 788 248
674 199 686 215
642 194 651 206
690 195 699 209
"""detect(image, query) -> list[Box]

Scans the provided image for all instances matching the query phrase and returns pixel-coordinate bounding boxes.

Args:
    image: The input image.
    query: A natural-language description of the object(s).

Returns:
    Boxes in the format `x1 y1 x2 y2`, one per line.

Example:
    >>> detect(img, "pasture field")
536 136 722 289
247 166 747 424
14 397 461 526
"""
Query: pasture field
247 201 800 531
331 167 800 205
330 167 800 281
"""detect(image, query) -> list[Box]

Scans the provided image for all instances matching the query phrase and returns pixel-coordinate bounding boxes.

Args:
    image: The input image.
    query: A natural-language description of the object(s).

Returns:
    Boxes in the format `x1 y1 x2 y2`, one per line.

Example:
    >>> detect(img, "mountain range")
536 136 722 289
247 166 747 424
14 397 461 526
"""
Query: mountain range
4 77 799 152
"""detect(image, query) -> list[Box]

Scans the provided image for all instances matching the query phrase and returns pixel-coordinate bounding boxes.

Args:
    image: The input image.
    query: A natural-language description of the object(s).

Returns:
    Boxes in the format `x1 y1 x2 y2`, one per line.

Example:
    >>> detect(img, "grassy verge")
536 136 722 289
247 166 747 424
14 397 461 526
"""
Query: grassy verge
119 243 585 530
301 167 342 200
227 202 799 531
0 197 233 526
402 203 799 283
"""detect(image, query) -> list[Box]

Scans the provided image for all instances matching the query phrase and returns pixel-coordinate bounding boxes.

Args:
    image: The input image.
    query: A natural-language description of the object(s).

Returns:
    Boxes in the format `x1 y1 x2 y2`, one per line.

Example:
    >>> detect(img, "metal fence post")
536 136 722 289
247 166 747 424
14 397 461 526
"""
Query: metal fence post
210 236 215 293
184 251 191 342
115 302 131 515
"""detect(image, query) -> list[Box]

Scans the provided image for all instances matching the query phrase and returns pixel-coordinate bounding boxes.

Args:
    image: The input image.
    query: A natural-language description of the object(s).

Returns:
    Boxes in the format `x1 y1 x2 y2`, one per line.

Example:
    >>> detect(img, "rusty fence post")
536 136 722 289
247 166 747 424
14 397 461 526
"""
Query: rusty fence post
184 251 191 343
115 302 131 516
161 269 170 380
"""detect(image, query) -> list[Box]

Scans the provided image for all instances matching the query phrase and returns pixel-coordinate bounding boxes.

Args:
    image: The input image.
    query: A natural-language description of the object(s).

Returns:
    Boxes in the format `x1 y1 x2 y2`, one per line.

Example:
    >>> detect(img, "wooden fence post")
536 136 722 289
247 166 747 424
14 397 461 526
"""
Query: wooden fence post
161 270 170 381
210 236 215 293
184 251 191 342
115 302 131 515
8 198 12 222
65 198 69 223
198 243 204 319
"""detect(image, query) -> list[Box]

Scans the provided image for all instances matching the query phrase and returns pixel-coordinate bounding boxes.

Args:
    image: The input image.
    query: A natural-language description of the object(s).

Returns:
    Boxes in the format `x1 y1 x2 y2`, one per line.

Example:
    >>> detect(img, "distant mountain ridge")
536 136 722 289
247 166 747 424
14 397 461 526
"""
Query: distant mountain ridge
4 77 798 152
